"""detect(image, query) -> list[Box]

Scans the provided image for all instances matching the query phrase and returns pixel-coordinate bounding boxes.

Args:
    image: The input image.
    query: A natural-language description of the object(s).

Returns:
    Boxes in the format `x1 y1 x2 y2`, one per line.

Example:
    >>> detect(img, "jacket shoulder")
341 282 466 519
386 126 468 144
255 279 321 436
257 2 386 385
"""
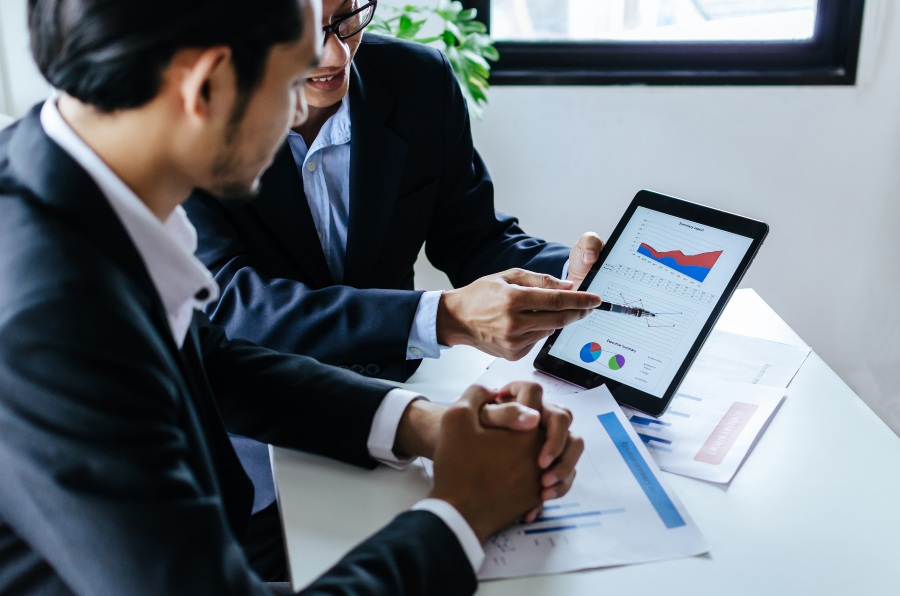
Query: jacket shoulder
356 33 453 85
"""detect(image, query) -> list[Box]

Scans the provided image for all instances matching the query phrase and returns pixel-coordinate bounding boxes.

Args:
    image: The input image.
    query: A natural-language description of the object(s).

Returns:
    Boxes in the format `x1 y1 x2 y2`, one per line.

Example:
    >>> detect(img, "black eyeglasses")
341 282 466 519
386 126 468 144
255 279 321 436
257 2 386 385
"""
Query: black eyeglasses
322 1 377 47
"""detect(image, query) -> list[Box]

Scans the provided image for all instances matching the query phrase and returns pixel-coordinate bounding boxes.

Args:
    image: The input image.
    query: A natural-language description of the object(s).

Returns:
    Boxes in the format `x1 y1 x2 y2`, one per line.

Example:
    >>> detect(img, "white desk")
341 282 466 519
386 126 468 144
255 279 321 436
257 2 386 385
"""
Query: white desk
272 289 900 594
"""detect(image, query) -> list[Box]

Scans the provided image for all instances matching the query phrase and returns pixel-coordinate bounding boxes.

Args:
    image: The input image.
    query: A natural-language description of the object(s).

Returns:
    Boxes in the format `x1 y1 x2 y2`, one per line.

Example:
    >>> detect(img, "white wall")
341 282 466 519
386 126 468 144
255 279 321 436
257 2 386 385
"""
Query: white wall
0 0 50 116
411 0 900 434
1 0 897 434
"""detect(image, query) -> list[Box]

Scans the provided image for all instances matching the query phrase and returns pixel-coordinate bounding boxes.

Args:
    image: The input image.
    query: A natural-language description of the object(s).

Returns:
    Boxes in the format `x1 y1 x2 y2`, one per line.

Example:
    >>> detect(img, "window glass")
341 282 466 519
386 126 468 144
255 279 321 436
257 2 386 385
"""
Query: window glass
491 0 817 42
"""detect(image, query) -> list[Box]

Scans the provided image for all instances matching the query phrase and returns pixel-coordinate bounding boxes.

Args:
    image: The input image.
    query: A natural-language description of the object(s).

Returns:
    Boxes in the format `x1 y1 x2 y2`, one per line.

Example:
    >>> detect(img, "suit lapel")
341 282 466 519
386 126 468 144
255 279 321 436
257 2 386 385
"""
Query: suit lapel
177 318 254 537
253 142 332 286
343 60 408 286
8 106 155 299
8 108 251 532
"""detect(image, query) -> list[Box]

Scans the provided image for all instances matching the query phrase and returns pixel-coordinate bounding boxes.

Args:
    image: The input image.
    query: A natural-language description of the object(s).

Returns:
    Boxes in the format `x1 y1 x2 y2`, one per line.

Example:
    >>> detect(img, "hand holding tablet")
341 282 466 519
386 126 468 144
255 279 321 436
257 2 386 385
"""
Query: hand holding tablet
534 190 768 416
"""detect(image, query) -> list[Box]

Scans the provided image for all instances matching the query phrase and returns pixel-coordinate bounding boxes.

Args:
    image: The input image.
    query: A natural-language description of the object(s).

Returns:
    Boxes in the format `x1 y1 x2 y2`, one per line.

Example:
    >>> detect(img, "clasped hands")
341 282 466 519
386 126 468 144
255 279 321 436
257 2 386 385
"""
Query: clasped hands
436 232 605 360
395 381 585 544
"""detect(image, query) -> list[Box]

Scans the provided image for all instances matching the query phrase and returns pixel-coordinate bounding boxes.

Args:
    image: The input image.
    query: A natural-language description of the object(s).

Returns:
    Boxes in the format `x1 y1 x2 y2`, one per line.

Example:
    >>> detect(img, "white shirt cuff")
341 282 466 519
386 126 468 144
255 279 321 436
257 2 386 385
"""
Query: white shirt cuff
412 498 485 573
366 388 424 469
561 258 570 283
406 290 445 360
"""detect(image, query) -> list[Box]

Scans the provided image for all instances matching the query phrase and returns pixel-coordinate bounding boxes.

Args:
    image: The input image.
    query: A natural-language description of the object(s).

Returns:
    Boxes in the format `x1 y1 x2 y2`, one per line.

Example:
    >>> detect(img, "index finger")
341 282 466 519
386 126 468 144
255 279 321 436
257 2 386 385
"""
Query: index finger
510 287 601 312
538 403 574 469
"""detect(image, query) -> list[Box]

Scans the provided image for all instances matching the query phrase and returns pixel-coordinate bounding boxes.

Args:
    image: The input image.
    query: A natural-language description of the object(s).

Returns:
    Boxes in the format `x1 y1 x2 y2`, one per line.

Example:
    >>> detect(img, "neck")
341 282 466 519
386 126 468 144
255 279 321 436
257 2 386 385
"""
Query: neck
57 94 191 222
293 100 342 146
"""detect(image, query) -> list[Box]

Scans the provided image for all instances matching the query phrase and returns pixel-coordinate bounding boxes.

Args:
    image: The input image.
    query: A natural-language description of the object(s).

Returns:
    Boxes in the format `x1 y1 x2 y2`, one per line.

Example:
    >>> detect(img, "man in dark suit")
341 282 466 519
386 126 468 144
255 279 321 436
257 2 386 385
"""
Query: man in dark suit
185 0 606 384
0 1 583 594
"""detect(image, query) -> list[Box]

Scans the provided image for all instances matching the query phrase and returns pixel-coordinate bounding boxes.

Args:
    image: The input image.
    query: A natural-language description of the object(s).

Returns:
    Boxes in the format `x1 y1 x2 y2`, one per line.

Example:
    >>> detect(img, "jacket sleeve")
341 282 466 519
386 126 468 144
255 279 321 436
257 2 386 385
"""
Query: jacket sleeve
192 314 393 467
300 511 476 596
185 193 423 382
0 293 269 596
424 51 571 287
0 295 474 595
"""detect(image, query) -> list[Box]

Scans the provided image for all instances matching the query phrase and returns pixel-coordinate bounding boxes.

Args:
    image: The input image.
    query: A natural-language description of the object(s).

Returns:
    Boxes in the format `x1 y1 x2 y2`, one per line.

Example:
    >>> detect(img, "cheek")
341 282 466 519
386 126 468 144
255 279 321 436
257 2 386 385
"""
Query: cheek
347 38 363 67
292 87 309 128
263 92 295 144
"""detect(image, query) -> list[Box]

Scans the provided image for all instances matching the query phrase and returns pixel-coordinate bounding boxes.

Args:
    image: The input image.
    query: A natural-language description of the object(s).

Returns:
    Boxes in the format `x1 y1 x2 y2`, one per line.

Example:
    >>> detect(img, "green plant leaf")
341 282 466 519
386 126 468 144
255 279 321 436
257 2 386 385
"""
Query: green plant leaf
372 1 497 119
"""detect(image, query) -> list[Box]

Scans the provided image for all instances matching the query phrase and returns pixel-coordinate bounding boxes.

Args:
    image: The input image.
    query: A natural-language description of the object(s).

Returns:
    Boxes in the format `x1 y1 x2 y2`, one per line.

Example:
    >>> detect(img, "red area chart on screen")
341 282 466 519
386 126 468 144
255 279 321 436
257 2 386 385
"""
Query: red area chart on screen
637 243 723 283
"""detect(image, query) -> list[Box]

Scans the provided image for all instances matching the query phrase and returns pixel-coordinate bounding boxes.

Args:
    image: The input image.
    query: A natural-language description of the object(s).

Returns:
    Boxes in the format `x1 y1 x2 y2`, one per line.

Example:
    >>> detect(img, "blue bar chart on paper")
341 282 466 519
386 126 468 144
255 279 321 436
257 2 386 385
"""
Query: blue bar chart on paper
623 375 786 484
478 386 708 580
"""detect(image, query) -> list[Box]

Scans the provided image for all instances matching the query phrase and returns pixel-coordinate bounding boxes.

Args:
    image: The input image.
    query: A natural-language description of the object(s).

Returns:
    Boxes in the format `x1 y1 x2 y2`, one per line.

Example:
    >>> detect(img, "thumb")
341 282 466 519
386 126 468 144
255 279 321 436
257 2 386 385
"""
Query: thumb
456 384 499 416
567 232 604 282
481 402 541 431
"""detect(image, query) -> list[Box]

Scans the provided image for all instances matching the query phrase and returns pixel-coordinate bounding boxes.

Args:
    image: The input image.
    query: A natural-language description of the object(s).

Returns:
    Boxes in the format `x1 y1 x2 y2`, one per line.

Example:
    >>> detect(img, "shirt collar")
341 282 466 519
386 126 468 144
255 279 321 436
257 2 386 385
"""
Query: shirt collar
287 94 351 155
39 97 219 346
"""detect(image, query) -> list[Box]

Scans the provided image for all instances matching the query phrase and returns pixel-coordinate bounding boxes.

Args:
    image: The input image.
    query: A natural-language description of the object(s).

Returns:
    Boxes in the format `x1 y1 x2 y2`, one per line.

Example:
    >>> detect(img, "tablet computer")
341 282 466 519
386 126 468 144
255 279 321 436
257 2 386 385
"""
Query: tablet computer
534 190 768 416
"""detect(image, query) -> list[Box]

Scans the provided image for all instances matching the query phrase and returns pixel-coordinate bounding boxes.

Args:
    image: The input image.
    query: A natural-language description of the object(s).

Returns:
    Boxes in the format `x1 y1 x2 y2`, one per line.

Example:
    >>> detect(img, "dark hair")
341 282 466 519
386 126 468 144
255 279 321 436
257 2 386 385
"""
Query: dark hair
29 0 305 113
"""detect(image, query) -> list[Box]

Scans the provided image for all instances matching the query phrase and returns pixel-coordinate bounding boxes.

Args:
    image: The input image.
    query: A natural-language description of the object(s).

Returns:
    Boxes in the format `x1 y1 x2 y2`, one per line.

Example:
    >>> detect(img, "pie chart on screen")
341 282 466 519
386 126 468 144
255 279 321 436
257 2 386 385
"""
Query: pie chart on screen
579 342 603 363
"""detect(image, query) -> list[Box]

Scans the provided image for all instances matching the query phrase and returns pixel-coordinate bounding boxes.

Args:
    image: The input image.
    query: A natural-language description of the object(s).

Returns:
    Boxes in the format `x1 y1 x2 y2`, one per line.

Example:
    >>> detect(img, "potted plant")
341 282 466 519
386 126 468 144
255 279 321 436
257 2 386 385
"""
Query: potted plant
370 0 498 118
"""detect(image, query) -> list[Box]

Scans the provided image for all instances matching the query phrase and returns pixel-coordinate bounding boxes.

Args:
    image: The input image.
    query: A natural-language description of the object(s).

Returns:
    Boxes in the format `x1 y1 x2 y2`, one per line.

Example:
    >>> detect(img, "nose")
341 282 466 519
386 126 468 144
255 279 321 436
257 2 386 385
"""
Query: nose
320 32 350 68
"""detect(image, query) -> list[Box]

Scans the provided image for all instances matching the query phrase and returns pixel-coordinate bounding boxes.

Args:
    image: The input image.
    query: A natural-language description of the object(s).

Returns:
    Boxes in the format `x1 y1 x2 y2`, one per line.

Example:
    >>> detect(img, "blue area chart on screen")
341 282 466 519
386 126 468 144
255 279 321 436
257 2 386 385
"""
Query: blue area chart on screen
636 243 722 283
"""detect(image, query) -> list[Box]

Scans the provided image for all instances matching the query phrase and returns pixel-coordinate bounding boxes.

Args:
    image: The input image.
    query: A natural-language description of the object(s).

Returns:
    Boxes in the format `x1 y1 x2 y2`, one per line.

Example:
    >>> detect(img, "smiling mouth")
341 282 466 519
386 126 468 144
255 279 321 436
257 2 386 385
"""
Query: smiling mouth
309 75 337 82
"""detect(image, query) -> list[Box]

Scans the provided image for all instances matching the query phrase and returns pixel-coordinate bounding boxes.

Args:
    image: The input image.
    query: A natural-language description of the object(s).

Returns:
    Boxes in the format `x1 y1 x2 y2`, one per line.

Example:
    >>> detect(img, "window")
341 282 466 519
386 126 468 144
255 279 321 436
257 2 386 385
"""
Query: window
463 0 866 84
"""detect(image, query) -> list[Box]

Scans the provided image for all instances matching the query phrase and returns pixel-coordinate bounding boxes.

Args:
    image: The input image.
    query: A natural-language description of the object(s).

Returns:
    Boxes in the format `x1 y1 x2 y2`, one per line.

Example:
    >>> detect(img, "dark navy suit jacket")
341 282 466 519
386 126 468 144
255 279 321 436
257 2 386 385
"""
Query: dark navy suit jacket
0 107 475 595
185 35 570 383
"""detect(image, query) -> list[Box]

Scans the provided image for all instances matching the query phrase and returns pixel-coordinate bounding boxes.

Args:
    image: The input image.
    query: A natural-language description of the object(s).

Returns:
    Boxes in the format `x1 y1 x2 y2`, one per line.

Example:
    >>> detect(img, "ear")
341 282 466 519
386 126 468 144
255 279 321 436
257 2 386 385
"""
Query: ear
177 46 234 125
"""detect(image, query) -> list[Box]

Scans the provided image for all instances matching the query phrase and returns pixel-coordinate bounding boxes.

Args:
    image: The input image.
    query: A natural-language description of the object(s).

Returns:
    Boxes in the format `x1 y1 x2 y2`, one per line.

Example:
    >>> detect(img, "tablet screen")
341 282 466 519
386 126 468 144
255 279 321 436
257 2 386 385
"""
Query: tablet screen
547 205 755 400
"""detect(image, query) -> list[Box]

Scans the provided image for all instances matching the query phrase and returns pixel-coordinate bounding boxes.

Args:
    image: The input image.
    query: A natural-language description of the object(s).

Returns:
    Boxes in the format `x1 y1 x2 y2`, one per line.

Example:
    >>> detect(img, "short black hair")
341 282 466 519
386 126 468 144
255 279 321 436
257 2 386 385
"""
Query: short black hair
29 0 305 113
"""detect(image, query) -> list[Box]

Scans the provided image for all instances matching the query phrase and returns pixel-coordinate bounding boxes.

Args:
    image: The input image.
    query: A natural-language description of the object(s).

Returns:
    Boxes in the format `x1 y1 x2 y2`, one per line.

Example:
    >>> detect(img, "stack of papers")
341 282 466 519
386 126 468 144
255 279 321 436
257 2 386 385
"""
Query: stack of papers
473 330 810 484
479 386 708 579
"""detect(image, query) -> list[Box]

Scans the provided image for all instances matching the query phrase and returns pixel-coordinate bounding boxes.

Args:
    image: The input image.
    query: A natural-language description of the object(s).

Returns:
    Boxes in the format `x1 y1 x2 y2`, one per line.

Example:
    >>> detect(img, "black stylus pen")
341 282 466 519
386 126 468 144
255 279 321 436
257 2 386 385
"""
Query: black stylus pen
595 302 656 317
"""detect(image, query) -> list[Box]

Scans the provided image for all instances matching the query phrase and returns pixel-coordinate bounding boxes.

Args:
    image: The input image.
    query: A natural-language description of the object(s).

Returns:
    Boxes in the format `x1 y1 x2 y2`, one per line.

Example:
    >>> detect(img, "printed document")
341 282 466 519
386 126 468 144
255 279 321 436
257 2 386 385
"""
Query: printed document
621 375 785 483
478 386 708 580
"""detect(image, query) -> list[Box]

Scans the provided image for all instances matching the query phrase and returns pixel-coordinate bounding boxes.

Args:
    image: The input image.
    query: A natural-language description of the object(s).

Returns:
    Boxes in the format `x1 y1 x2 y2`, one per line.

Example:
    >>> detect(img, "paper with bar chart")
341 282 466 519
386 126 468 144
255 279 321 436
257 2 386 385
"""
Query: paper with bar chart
478 386 708 580
549 206 754 399
622 374 785 484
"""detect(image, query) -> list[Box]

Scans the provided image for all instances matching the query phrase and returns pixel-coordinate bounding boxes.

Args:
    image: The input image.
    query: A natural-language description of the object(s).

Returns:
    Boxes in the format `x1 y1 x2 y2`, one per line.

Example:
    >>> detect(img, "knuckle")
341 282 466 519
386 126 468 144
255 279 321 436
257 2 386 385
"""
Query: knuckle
500 319 518 339
503 291 520 311
550 291 565 310
555 312 569 328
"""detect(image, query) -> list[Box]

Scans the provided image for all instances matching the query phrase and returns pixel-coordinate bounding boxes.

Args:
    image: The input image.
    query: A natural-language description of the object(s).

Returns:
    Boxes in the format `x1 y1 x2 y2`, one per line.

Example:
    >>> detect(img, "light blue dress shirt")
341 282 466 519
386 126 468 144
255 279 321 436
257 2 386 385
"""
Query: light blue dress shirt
286 96 443 360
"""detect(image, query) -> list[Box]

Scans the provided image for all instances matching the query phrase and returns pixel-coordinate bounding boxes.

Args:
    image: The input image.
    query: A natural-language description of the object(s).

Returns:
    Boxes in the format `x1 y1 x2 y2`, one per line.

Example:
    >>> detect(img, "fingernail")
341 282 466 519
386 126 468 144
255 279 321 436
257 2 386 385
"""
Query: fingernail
583 250 597 263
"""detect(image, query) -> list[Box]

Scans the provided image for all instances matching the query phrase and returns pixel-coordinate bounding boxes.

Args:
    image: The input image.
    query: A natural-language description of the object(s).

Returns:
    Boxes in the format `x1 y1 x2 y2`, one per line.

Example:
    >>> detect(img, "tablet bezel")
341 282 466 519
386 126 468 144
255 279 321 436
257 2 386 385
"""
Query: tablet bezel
534 190 769 416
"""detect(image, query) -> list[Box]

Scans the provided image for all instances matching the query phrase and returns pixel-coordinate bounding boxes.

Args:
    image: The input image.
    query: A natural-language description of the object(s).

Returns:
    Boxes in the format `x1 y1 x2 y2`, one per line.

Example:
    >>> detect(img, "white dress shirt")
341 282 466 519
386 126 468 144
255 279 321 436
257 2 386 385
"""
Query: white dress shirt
39 98 484 573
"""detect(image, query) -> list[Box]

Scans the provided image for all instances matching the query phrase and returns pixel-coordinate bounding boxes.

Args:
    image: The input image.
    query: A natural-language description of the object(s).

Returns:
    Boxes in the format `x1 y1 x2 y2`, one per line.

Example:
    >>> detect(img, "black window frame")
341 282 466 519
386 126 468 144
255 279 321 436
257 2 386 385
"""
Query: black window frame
463 0 866 85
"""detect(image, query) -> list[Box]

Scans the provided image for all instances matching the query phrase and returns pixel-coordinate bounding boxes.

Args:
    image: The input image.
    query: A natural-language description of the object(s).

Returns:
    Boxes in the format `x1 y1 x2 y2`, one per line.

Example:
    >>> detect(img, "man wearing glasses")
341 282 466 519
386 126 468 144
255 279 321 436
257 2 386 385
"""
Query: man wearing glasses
188 0 604 379
185 0 603 509
0 0 585 593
